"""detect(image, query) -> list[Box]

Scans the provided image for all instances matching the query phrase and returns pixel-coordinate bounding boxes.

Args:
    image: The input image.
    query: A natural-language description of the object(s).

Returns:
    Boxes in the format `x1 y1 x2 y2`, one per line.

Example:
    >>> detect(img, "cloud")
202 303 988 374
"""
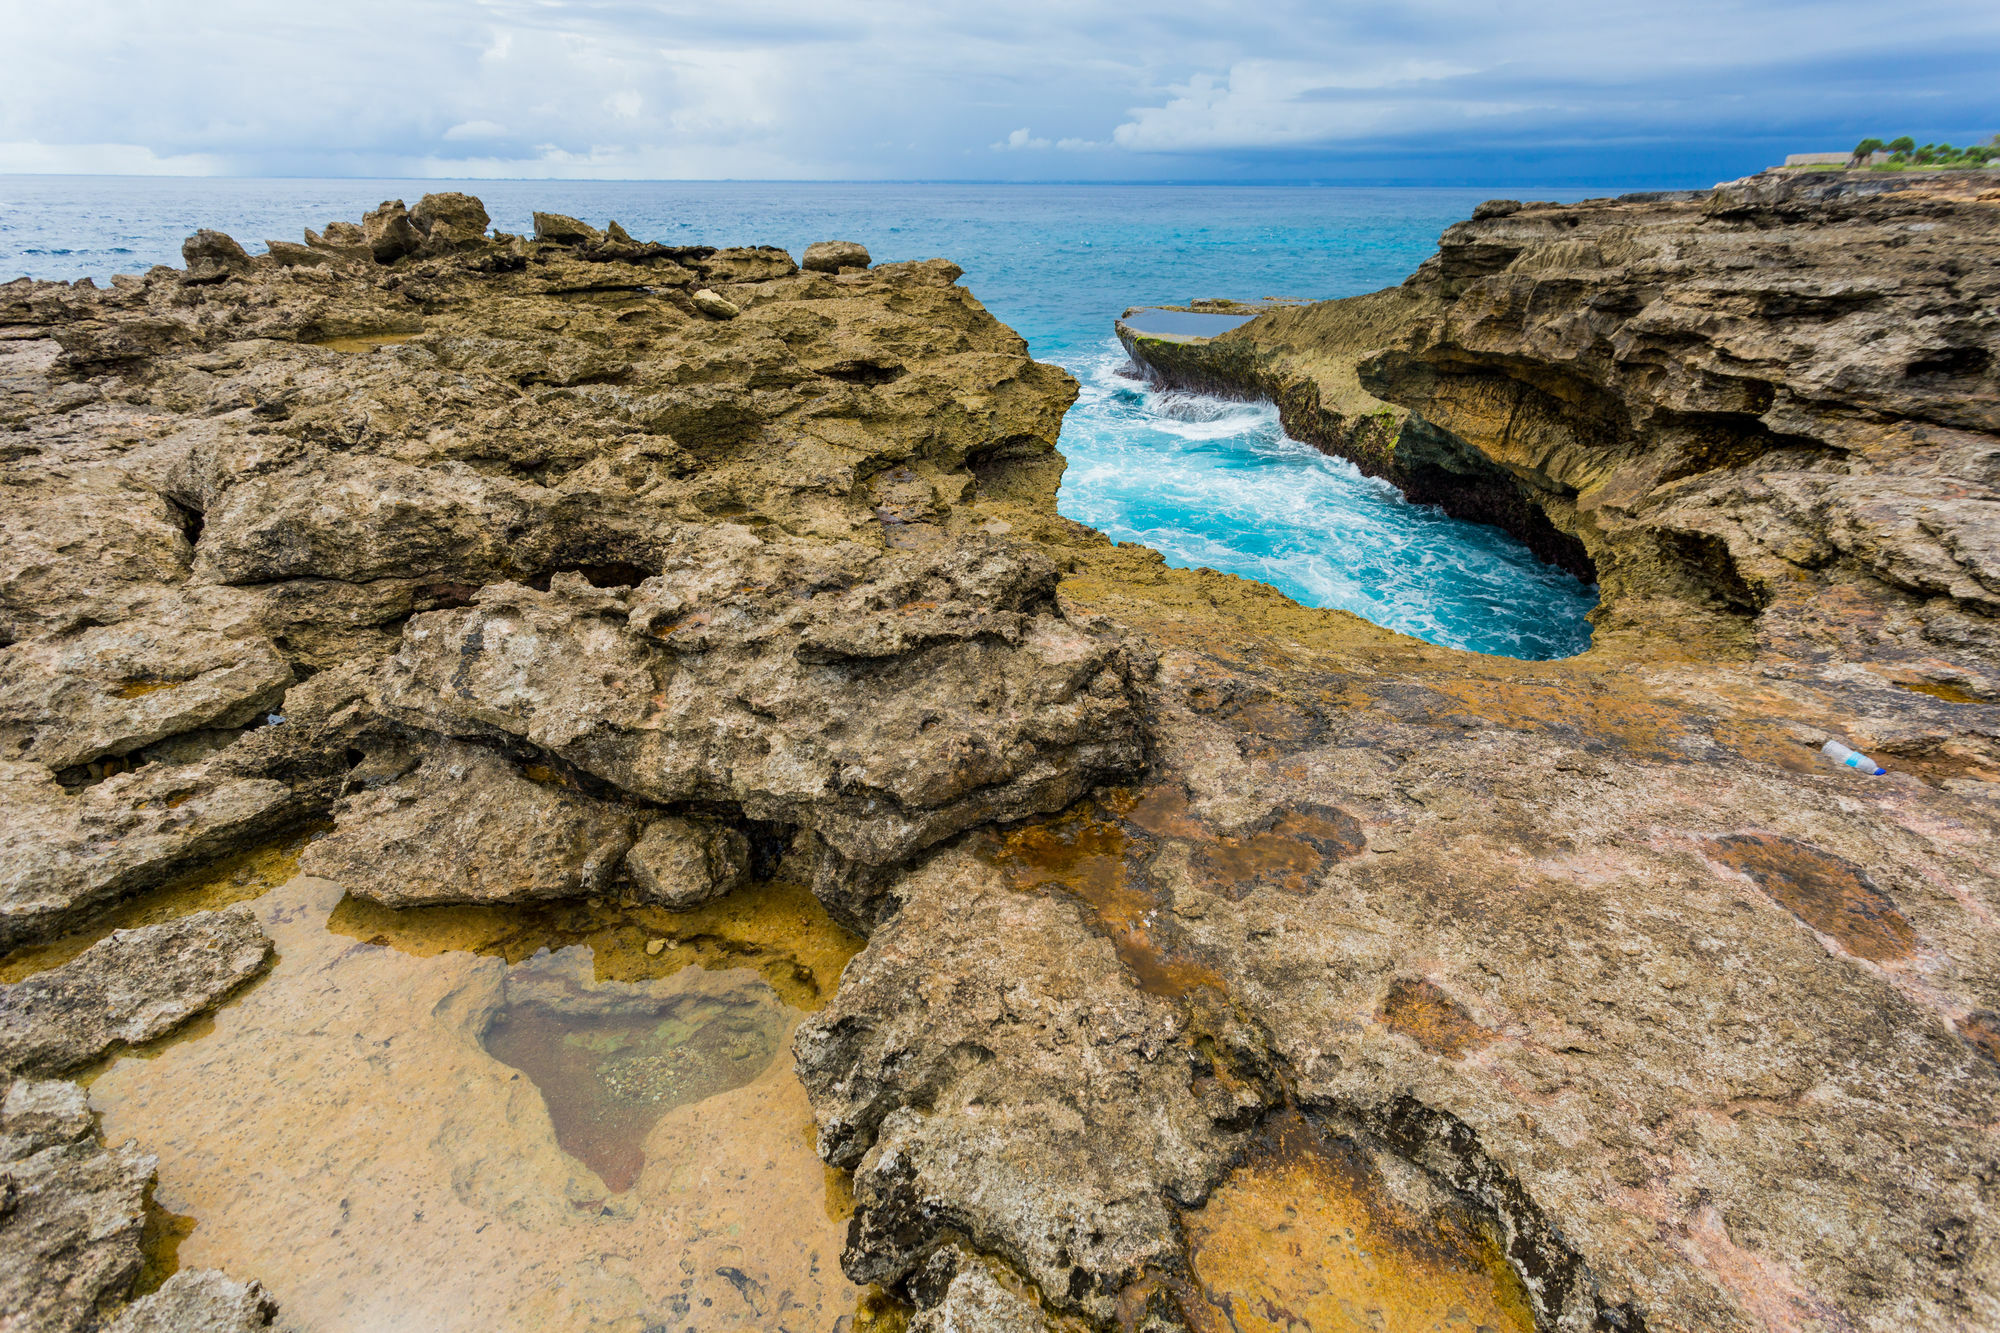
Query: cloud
0 0 1994 181
442 120 508 142
993 128 1051 151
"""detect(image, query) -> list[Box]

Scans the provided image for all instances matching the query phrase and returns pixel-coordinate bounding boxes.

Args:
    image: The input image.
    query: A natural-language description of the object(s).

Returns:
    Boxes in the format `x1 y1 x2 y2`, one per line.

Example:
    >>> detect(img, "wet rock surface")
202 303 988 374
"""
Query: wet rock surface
104 1270 277 1333
88 873 868 1331
3 182 1999 1330
1047 168 2000 1333
0 907 271 1076
0 1078 151 1333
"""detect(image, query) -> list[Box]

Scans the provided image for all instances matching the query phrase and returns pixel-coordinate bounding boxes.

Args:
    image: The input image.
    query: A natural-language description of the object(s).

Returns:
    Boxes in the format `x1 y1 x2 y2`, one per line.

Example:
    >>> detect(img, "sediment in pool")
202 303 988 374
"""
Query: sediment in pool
87 871 869 1330
1159 1112 1536 1333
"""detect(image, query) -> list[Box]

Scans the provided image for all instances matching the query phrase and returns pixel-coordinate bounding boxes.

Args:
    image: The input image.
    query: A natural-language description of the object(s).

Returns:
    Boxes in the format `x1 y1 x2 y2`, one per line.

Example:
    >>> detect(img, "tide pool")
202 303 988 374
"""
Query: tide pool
2 178 1603 656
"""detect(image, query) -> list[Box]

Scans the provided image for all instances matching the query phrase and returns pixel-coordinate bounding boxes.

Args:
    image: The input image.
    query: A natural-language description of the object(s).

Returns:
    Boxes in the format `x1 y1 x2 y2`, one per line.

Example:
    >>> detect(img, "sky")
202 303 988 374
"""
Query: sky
2 0 1996 186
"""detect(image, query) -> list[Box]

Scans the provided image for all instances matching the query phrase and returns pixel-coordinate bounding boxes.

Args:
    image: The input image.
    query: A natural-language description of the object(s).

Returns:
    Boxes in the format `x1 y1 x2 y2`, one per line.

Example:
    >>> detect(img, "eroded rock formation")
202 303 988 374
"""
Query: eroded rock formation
1 179 1997 1331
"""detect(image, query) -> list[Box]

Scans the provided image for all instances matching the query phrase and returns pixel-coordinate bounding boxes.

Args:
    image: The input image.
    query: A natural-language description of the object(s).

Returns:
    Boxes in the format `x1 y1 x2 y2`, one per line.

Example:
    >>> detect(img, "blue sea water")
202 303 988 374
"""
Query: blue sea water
1 176 1603 657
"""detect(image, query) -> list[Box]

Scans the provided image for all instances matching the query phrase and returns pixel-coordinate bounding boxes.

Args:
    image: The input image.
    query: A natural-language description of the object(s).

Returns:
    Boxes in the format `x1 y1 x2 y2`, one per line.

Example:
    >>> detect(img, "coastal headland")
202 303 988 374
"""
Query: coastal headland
2 174 1998 1331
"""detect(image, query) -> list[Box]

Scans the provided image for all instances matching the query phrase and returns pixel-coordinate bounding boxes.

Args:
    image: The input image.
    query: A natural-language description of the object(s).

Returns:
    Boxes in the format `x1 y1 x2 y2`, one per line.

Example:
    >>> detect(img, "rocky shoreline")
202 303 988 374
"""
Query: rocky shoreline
3 177 1998 1331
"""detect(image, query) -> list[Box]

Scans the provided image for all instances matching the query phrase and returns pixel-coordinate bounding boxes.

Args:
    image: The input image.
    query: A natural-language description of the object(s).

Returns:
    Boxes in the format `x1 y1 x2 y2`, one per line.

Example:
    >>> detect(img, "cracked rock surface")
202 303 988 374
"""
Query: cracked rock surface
0 907 272 1077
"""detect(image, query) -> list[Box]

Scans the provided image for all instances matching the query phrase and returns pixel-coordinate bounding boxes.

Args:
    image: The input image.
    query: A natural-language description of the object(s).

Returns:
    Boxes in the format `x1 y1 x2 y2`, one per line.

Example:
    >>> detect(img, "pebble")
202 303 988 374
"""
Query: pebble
645 939 666 956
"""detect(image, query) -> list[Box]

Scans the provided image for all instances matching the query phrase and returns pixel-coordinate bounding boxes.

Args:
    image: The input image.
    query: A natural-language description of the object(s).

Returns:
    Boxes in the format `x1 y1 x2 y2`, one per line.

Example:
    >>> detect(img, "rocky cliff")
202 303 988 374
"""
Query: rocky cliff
3 181 1999 1333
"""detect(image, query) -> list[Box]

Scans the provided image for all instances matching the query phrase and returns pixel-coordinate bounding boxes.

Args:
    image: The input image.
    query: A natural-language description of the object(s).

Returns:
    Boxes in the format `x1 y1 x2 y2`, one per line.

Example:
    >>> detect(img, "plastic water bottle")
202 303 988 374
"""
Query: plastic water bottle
1822 739 1885 775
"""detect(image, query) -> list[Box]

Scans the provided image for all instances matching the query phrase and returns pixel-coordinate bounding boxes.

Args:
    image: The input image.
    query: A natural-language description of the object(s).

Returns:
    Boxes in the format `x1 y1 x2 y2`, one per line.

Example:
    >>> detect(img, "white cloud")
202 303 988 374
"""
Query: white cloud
993 128 1051 151
0 141 227 176
442 120 508 141
0 0 1993 178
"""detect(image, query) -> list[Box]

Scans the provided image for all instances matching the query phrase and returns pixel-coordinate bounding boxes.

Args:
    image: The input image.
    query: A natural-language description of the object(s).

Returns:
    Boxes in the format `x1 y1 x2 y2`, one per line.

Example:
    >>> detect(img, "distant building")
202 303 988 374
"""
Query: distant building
1783 151 1890 168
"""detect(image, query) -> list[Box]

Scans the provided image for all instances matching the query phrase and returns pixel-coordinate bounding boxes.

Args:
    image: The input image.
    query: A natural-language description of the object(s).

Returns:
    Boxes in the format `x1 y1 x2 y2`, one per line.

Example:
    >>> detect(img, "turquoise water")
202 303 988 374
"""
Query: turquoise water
1 178 1601 657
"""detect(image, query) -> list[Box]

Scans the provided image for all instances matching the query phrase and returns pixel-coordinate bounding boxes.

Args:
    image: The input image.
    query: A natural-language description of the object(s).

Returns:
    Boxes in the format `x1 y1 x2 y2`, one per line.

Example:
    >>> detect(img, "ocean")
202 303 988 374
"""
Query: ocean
1 176 1603 658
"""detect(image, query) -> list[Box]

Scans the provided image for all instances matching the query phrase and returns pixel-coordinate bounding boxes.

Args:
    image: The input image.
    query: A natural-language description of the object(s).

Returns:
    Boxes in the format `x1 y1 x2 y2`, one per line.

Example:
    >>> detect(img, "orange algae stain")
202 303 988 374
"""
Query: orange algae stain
1174 1117 1535 1333
113 679 183 699
979 801 1226 999
1416 674 1694 760
1958 1011 2000 1066
1710 834 1916 962
134 1183 197 1297
1195 809 1364 900
325 877 863 1012
0 823 326 984
1897 680 1984 704
1709 718 1825 774
1379 979 1496 1060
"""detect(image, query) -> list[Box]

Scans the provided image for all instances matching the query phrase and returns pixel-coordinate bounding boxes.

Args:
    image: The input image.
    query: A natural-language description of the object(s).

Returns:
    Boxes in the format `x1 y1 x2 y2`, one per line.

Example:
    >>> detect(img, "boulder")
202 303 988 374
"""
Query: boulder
623 815 750 909
0 759 306 953
0 907 274 1077
409 192 490 238
303 221 372 263
299 741 640 907
0 1078 152 1333
179 230 250 285
531 211 603 247
0 613 295 772
106 1270 278 1333
795 850 1246 1321
802 240 871 273
691 288 740 319
361 200 421 263
373 545 1145 916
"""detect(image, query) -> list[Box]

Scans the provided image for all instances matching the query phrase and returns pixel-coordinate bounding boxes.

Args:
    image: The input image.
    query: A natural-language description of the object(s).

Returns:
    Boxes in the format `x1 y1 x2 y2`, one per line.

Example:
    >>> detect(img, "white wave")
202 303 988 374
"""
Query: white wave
1051 336 1596 659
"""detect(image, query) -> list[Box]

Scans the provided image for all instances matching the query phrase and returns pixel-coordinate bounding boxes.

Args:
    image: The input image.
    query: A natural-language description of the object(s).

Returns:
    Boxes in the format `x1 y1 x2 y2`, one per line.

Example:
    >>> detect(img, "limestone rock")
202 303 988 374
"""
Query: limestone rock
691 288 740 319
623 815 750 909
303 221 371 263
373 543 1145 909
697 246 799 283
531 211 603 247
105 1270 278 1332
0 907 273 1076
179 230 249 285
0 615 295 772
796 851 1247 1321
907 1259 1046 1333
803 240 871 273
0 759 305 952
409 192 490 240
299 741 639 907
361 200 421 263
0 1077 152 1333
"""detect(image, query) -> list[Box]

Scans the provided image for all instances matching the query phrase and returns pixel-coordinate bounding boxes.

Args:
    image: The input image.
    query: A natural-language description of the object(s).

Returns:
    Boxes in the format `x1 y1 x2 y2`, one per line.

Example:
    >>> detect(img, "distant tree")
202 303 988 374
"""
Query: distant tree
1888 136 1917 154
1852 137 1885 161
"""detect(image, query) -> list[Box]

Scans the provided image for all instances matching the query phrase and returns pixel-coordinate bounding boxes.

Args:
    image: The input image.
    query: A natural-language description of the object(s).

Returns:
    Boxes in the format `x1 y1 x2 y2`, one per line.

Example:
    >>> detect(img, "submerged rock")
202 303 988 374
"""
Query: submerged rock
105 1270 277 1333
0 907 272 1076
0 1078 152 1333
